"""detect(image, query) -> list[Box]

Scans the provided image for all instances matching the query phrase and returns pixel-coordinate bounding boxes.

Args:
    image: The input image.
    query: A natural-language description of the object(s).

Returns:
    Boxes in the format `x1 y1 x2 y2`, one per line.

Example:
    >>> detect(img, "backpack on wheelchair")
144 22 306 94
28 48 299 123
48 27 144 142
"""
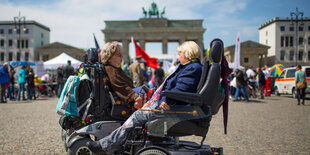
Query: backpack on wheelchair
57 39 226 155
57 48 139 154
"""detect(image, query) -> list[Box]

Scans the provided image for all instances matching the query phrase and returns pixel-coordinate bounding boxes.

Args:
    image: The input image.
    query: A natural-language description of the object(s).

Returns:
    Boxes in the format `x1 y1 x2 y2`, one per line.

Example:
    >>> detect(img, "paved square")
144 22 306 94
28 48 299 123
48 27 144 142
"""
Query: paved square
0 95 309 154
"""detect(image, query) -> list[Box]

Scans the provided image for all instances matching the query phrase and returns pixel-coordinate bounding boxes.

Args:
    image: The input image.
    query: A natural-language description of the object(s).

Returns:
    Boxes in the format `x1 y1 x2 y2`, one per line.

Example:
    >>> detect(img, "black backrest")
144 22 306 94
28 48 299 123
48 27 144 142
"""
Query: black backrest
196 60 210 93
199 40 225 115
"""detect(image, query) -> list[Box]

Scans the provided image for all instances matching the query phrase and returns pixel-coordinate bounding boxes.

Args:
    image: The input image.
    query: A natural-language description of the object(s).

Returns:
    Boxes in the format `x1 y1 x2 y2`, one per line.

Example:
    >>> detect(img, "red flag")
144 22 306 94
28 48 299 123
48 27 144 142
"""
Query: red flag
133 40 158 69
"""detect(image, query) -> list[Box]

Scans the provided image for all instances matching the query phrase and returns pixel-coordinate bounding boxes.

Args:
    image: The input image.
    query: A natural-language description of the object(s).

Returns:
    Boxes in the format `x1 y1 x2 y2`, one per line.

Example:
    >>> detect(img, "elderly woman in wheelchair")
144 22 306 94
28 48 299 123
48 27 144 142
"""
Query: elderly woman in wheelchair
100 41 144 110
86 40 209 154
60 39 226 155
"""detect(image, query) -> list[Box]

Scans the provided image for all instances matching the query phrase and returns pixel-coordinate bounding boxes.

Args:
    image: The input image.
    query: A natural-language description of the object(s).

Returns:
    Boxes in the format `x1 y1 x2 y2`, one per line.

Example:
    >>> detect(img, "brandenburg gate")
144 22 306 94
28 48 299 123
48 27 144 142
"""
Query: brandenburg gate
102 3 206 64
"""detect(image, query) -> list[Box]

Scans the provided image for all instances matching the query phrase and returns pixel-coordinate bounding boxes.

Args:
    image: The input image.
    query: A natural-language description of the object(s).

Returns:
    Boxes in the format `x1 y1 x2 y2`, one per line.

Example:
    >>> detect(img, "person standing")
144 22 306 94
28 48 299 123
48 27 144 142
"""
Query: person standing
246 66 257 98
256 67 266 99
140 62 148 85
263 65 271 96
26 69 36 100
234 69 249 102
63 60 75 80
56 64 64 97
7 69 16 100
0 63 9 103
17 65 27 101
155 62 165 89
130 56 145 87
295 65 307 105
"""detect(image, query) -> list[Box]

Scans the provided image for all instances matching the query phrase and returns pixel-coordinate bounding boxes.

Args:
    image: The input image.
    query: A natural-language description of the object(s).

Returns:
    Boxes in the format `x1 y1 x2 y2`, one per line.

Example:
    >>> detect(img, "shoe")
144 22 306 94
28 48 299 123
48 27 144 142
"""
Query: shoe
86 141 106 154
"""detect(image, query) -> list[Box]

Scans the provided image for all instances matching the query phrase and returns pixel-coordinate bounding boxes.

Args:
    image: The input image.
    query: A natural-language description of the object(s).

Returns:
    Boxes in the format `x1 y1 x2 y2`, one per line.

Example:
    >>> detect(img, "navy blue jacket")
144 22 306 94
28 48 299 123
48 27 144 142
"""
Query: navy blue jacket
158 60 202 107
0 65 9 84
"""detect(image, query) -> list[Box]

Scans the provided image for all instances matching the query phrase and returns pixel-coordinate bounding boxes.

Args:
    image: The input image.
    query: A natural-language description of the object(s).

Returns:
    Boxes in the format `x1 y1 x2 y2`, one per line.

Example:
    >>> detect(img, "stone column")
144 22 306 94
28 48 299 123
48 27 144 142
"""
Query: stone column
197 39 204 62
162 40 168 54
139 39 145 50
179 39 185 45
253 54 258 68
264 53 267 66
122 40 130 64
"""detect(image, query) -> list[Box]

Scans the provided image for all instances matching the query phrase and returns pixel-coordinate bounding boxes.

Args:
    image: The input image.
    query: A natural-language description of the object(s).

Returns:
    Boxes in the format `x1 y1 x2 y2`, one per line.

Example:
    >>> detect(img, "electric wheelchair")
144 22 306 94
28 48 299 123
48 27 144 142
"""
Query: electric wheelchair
58 39 225 155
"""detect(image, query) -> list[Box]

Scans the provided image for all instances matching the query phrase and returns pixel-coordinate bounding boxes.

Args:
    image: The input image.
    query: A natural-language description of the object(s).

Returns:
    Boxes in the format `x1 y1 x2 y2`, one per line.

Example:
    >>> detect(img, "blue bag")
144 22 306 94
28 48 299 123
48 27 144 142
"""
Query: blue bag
56 76 80 116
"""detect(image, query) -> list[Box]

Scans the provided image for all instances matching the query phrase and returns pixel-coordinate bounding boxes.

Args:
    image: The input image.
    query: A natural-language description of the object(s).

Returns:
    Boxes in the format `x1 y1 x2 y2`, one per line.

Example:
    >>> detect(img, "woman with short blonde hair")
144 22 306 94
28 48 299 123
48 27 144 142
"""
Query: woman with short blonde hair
176 41 201 60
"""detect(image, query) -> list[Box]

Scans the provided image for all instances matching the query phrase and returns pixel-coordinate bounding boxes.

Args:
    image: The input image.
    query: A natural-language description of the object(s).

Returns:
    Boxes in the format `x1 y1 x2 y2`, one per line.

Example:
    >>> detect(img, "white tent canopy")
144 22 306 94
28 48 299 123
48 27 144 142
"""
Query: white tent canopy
44 53 82 69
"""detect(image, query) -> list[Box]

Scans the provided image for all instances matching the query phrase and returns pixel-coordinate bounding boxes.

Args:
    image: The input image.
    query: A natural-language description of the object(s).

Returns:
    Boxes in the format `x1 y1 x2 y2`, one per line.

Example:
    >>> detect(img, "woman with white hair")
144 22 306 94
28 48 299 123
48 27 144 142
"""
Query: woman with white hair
87 41 203 154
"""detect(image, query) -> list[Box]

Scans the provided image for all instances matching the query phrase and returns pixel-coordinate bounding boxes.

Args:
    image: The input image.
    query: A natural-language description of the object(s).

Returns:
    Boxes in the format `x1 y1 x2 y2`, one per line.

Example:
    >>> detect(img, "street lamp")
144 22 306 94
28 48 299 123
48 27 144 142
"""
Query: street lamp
290 7 303 66
13 12 26 60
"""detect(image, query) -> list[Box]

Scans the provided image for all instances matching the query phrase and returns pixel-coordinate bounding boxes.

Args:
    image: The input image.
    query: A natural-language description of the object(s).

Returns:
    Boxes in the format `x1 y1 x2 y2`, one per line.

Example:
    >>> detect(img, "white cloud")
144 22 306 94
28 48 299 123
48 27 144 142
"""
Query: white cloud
0 0 256 56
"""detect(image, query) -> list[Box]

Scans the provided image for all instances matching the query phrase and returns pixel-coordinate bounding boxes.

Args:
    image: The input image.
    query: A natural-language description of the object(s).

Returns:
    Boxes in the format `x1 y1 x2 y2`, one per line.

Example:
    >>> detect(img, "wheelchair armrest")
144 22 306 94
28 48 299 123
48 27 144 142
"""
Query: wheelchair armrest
161 91 202 106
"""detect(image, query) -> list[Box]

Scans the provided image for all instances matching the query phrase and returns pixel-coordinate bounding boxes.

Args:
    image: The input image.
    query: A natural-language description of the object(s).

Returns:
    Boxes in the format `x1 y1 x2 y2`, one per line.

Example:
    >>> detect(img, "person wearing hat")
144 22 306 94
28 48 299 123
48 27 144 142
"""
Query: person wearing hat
129 56 145 87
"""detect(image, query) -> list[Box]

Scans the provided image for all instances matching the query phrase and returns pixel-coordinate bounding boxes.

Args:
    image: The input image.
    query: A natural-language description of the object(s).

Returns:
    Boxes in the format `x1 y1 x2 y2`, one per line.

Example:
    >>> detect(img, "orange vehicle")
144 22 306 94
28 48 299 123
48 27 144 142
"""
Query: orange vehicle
274 66 310 98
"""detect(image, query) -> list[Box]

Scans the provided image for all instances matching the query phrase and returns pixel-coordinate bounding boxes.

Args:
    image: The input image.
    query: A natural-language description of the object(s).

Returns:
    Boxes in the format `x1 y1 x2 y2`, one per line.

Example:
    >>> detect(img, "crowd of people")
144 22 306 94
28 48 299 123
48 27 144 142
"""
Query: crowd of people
1 48 307 107
0 60 76 103
229 65 272 102
122 56 178 90
229 64 308 106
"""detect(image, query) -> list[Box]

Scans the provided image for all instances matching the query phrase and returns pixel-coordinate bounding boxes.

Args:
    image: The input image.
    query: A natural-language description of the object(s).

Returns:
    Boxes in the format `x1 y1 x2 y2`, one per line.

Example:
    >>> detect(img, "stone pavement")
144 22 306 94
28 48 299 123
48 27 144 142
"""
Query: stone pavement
0 95 309 154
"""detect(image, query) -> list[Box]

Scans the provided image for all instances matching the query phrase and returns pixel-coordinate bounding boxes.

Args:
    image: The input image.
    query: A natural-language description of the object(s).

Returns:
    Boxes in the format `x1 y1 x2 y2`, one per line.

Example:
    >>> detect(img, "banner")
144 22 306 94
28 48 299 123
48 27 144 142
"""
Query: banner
234 32 240 71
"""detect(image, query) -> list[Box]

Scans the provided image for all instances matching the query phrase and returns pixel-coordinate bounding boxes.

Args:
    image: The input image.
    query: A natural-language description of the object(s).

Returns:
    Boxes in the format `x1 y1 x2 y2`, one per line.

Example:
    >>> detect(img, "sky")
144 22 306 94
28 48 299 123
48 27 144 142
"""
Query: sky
0 0 309 58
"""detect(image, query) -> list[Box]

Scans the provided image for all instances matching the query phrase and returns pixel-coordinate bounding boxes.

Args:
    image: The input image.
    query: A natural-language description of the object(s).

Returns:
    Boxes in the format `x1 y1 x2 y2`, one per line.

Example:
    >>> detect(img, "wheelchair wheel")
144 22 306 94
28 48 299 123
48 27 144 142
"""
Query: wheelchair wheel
68 138 93 155
136 146 170 155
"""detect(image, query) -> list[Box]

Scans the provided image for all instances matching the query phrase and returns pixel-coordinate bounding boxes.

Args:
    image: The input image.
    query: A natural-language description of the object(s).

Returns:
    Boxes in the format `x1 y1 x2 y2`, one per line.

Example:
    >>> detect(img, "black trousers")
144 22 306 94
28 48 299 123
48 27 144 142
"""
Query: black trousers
296 88 306 104
0 84 6 101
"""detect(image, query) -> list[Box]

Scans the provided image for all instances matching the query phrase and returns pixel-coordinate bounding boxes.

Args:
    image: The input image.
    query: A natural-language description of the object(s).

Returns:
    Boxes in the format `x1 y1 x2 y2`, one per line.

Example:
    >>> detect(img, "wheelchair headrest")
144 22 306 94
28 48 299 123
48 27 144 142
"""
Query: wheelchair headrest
209 39 224 63
85 48 99 63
